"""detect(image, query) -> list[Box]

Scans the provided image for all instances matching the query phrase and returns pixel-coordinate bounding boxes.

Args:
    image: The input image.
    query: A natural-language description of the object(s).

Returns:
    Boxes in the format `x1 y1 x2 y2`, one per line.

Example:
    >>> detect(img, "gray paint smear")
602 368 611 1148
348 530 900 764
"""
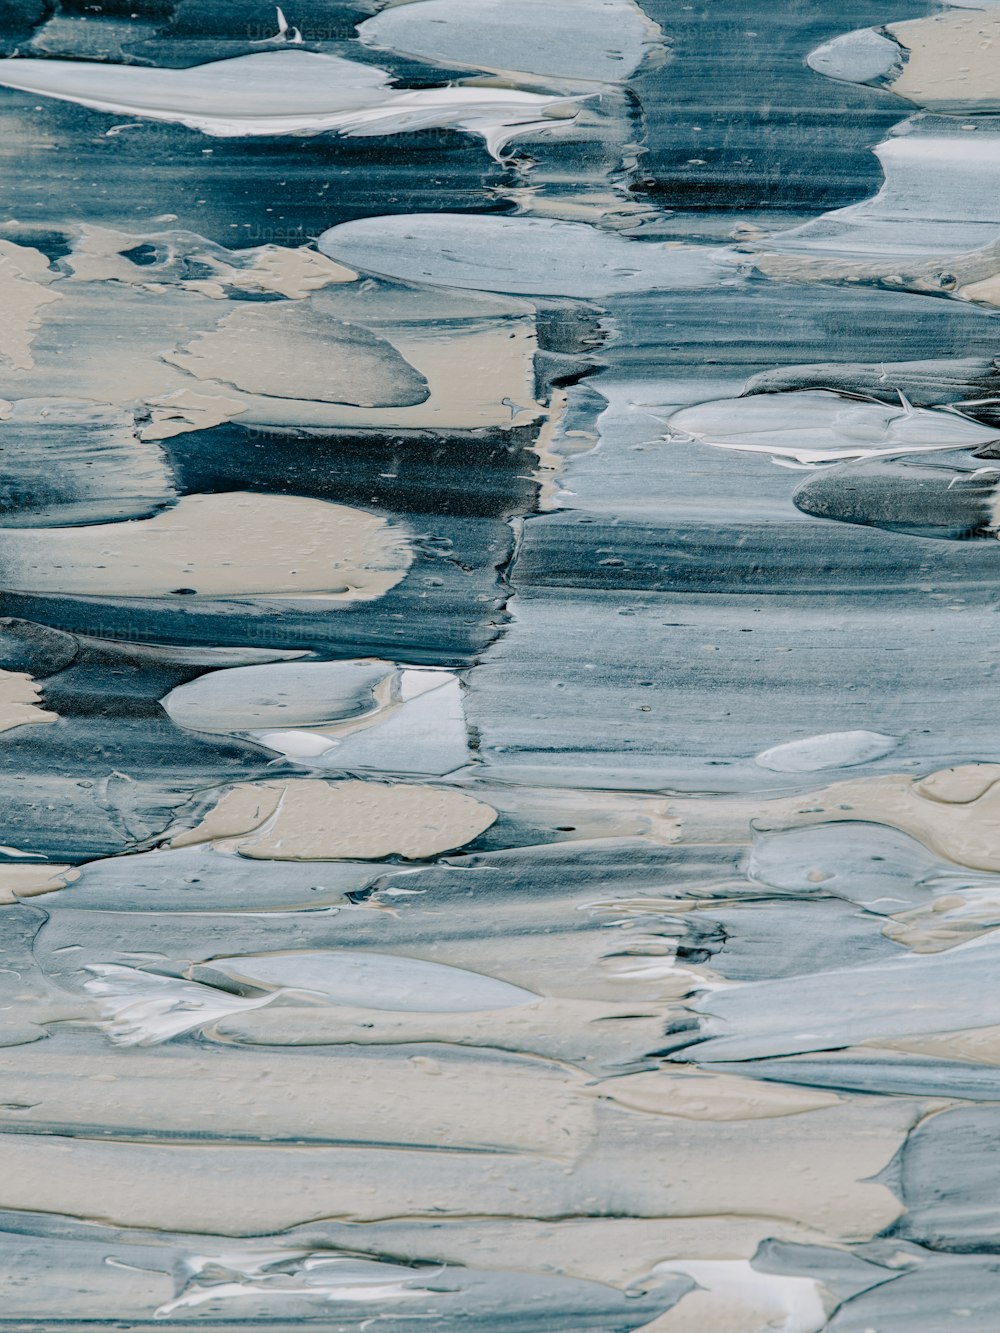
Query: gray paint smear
1 0 999 1322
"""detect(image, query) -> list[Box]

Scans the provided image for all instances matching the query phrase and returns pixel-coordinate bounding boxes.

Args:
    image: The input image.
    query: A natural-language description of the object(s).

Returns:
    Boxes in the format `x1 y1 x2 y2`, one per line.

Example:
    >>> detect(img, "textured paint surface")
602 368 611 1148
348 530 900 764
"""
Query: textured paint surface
0 0 999 1328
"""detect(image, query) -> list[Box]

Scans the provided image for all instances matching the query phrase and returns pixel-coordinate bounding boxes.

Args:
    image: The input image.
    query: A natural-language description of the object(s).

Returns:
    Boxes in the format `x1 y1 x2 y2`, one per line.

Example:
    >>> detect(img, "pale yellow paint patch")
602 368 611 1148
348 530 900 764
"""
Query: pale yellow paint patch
758 763 1000 872
0 668 58 734
889 10 1000 110
231 245 357 298
0 492 412 602
0 1043 595 1159
883 1027 1000 1064
960 271 1000 308
140 387 248 441
597 1068 841 1121
0 240 60 371
65 226 356 297
0 863 77 905
169 784 283 849
173 779 497 860
0 1097 911 1237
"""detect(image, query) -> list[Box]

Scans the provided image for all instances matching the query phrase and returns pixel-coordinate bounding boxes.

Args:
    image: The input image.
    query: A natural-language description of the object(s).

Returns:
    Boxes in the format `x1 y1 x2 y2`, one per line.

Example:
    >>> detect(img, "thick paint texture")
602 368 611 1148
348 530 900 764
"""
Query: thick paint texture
0 0 998 1328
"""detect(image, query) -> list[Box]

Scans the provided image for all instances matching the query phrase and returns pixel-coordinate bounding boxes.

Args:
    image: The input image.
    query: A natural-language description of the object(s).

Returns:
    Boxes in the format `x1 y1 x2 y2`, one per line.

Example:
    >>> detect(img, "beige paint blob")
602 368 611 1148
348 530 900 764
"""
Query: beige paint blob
0 1043 594 1160
0 492 412 601
64 225 356 296
231 245 357 298
172 779 497 859
598 1068 840 1121
0 240 60 371
0 862 77 905
211 997 667 1069
758 762 1000 872
0 252 544 438
0 1097 912 1237
0 668 58 734
960 269 1000 308
884 1026 1000 1064
882 899 1000 953
888 11 1000 111
140 388 248 441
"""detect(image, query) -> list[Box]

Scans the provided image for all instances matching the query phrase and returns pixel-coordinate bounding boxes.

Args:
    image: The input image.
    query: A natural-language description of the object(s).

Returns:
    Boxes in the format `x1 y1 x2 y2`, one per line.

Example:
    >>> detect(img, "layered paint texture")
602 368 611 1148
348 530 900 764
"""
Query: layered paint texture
0 0 999 1328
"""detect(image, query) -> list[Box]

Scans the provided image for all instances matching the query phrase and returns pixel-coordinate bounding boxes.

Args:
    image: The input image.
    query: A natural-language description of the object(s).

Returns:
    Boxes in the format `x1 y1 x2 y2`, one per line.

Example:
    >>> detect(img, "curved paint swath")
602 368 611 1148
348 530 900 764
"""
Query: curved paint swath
0 493 412 601
318 213 737 297
0 51 583 158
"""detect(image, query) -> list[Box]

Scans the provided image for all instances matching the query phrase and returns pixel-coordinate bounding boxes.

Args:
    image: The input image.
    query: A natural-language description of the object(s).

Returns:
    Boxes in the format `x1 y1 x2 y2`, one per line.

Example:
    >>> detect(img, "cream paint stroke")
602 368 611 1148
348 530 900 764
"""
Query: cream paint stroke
169 779 497 859
756 763 1000 873
0 239 59 371
140 389 248 441
0 668 58 734
596 1068 841 1120
0 862 77 905
0 1042 590 1158
667 763 1000 870
881 891 1000 952
0 493 412 601
888 1025 1000 1064
0 1096 913 1236
959 269 1000 308
260 282 547 433
213 996 669 1066
811 11 1000 112
63 225 357 297
171 297 547 435
221 245 356 299
0 245 546 437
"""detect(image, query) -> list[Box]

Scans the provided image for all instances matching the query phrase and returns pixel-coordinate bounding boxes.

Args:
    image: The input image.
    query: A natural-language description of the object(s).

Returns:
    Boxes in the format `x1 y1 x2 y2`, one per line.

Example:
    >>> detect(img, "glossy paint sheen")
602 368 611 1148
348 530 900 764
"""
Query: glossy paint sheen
0 0 997 1328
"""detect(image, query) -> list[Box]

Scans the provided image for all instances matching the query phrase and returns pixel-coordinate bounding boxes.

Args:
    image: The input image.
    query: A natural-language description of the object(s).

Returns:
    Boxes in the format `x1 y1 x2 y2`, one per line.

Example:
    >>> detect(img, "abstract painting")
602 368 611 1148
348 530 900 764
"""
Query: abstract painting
0 0 998 1326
